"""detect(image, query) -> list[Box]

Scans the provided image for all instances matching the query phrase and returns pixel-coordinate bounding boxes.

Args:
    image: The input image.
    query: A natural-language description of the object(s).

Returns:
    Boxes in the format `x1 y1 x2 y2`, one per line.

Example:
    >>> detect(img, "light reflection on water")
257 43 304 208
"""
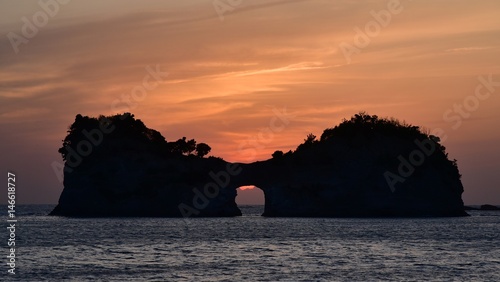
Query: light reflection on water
6 205 500 281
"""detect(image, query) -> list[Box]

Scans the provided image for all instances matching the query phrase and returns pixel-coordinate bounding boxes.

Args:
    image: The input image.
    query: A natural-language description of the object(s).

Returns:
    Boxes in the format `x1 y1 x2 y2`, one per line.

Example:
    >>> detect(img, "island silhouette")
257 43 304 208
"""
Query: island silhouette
50 112 467 217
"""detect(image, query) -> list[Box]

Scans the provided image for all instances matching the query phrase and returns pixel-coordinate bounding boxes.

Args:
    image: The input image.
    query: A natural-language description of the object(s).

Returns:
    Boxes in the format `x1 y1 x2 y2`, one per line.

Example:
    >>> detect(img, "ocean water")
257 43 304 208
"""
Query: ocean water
3 205 500 281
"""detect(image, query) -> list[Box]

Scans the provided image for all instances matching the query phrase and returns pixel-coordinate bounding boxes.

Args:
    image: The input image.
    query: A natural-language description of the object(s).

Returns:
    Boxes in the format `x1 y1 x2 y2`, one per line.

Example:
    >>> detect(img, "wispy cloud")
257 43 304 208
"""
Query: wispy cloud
445 46 494 53
220 62 330 78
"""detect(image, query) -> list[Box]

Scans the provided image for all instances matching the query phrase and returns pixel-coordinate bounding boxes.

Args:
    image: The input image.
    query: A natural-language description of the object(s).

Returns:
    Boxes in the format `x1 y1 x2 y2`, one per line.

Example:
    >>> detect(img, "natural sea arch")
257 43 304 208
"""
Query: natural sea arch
235 185 265 215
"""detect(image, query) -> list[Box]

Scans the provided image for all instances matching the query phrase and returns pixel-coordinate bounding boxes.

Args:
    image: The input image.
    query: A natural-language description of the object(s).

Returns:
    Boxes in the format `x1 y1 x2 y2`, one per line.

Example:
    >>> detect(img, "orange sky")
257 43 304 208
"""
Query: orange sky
1 0 499 204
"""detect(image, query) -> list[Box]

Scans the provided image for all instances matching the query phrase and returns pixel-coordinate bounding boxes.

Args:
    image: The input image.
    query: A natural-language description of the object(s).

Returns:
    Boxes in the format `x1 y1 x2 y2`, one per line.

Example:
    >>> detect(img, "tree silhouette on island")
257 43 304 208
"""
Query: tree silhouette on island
59 113 211 160
50 112 467 217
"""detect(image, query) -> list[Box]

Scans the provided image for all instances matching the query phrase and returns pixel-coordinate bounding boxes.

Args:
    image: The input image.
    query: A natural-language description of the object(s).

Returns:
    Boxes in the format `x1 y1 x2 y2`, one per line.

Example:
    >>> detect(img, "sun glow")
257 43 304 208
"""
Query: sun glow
238 185 256 191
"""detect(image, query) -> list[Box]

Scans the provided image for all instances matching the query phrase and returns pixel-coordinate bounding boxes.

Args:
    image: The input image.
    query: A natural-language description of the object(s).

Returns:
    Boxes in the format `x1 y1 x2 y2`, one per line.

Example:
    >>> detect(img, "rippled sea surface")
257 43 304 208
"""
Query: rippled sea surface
4 205 500 281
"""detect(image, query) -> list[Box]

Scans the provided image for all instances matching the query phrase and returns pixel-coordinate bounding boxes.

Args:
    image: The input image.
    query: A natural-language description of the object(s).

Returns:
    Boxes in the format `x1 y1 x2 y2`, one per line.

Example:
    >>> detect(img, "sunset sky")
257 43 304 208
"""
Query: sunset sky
1 0 499 205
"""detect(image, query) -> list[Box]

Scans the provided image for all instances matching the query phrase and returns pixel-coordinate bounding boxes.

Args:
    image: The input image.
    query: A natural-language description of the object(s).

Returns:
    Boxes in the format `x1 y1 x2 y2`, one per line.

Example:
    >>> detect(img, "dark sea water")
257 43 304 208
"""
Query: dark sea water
3 205 500 281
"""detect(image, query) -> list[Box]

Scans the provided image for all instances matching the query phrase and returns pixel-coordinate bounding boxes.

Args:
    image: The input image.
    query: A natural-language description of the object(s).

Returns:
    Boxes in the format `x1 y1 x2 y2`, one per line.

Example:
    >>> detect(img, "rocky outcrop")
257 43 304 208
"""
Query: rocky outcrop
464 205 500 211
479 204 500 211
238 113 466 217
51 112 467 217
50 113 240 217
51 153 241 217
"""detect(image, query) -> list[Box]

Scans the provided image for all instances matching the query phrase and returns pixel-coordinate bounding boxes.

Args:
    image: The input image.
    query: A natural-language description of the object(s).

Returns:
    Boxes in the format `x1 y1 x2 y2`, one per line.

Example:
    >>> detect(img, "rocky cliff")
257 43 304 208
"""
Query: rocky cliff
50 113 240 217
51 112 467 217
